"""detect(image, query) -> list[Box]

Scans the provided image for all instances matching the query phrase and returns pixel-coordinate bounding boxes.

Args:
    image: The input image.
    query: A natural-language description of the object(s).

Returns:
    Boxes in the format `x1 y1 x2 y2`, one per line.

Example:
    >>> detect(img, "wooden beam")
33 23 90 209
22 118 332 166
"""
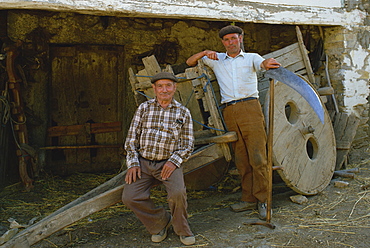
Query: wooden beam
47 122 122 137
183 143 224 174
3 185 124 248
142 55 161 75
296 26 316 87
194 131 237 146
197 61 232 161
40 144 121 150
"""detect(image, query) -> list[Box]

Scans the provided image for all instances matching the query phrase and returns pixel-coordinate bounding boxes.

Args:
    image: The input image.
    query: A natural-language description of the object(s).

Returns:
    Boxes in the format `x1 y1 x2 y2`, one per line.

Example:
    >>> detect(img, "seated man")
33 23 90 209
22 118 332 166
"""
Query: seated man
122 71 195 245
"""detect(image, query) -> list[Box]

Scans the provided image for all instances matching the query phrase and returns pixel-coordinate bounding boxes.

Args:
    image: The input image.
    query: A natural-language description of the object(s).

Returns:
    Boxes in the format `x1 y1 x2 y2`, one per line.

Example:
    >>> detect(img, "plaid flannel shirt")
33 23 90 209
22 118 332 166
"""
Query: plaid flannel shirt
125 98 194 169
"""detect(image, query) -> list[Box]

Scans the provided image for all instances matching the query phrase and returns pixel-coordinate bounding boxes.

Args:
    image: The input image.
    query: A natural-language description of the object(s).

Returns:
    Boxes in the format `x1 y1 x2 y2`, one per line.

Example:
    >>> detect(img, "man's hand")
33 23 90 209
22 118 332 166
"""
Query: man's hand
161 161 177 180
186 50 218 66
262 58 281 70
204 50 218 60
125 166 141 184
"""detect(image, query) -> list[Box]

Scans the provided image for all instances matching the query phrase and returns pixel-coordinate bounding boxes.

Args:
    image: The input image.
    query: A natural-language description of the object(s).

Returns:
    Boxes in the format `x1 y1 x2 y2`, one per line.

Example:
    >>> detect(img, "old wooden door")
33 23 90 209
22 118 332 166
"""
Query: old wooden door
49 45 124 173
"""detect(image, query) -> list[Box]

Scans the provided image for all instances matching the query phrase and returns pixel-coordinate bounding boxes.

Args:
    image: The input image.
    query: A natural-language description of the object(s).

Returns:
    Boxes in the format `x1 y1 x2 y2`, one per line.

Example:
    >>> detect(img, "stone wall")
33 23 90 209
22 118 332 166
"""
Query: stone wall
324 25 370 144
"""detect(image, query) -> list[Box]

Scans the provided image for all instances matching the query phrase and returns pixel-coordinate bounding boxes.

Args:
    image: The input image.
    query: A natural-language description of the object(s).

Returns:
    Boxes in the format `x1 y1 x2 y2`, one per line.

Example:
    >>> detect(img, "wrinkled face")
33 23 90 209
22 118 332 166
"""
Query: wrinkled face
221 33 243 56
152 79 177 102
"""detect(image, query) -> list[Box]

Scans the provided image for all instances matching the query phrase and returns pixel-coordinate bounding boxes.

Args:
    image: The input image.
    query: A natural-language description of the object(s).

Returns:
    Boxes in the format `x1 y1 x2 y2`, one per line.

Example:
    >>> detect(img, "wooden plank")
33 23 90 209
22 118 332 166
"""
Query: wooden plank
263 43 300 59
333 112 360 170
47 122 122 137
286 61 306 74
182 143 224 174
317 87 334 96
135 69 150 84
175 76 203 131
264 45 302 68
3 185 125 248
194 131 237 146
296 26 316 86
185 67 202 87
164 64 174 73
128 67 147 106
41 145 121 150
197 61 232 161
142 55 161 76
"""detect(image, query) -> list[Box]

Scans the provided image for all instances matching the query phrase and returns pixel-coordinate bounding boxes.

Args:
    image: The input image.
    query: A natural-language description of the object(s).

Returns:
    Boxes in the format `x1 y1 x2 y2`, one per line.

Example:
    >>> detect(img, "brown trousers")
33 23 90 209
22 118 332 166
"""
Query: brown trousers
222 99 268 203
122 157 193 236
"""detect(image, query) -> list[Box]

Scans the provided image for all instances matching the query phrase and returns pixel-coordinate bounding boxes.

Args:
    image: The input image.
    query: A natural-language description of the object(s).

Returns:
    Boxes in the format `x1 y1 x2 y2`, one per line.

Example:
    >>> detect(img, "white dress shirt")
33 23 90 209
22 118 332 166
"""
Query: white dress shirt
202 51 264 104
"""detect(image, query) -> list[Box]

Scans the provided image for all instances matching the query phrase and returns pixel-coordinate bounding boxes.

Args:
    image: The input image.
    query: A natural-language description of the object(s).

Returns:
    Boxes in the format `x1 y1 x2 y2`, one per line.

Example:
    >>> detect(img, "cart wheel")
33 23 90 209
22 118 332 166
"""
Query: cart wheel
265 80 336 195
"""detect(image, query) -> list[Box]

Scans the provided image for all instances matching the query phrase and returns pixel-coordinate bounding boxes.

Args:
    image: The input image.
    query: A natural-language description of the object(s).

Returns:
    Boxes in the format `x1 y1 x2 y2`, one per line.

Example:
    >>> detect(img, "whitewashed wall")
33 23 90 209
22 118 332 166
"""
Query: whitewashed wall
343 33 370 115
0 0 364 26
249 0 342 8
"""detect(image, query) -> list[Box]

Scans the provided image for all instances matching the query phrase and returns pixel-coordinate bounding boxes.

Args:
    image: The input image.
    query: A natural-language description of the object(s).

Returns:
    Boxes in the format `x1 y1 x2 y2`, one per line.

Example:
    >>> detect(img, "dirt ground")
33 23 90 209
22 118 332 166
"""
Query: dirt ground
1 145 370 248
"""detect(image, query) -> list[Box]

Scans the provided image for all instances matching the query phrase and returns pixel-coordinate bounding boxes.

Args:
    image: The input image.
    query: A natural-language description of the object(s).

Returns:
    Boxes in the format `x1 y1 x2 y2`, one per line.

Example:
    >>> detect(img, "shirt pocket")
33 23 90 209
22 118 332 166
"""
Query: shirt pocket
169 119 184 141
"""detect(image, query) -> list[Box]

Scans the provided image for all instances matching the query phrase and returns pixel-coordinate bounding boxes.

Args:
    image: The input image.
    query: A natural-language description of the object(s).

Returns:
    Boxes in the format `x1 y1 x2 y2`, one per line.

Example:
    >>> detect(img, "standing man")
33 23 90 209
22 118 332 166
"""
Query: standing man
186 25 280 220
122 72 196 245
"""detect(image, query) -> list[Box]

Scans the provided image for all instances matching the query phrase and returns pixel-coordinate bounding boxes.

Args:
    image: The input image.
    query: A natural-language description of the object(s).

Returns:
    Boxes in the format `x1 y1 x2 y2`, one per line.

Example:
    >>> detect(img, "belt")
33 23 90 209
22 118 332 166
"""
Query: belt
141 156 167 163
223 97 257 107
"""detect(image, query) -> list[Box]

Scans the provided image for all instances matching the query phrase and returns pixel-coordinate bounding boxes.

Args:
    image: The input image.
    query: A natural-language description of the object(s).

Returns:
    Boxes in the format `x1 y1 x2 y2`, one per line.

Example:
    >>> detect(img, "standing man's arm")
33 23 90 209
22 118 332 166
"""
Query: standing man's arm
124 106 143 184
186 50 219 66
261 58 281 70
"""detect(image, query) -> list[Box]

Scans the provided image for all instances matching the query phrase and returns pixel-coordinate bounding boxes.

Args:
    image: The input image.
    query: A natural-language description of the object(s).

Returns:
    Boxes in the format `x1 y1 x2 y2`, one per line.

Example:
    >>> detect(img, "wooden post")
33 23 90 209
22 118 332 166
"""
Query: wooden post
197 61 232 161
296 26 316 87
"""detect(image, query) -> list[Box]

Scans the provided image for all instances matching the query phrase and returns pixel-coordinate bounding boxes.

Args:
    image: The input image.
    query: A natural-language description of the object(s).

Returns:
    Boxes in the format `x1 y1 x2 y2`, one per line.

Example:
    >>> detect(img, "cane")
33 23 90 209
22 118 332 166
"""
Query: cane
249 78 276 229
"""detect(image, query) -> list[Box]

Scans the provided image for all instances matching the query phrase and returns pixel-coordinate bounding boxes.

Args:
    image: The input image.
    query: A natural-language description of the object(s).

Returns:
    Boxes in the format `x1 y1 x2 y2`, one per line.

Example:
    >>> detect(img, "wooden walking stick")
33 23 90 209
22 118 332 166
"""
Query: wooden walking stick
265 78 275 227
249 78 276 229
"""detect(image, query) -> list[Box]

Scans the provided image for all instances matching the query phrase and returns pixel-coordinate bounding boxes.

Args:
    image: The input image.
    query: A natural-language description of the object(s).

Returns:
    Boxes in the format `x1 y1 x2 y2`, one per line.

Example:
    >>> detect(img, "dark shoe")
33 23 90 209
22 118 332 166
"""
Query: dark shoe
180 235 196 245
258 202 272 220
151 216 172 243
230 201 257 212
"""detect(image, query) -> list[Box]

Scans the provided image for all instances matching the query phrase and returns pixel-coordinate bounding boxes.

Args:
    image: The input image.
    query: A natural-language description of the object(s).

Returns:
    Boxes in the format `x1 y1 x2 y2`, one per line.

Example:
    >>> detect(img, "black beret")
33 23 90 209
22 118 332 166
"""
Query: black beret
151 72 178 84
219 25 243 39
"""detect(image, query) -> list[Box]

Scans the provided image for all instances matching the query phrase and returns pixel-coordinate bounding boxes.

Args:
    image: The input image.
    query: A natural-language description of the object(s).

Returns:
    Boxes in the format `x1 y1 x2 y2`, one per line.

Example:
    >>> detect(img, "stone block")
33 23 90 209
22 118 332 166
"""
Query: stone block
334 181 349 188
290 195 308 204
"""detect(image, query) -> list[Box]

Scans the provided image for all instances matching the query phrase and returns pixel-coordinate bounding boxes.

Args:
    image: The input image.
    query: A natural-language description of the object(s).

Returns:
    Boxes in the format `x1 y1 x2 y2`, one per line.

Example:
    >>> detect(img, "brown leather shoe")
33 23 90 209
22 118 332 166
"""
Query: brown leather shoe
230 201 257 212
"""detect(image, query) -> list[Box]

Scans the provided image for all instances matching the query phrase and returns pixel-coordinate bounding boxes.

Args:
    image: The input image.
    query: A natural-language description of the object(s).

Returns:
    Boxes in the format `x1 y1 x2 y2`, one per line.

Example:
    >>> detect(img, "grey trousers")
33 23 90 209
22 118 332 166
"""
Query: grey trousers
122 157 193 236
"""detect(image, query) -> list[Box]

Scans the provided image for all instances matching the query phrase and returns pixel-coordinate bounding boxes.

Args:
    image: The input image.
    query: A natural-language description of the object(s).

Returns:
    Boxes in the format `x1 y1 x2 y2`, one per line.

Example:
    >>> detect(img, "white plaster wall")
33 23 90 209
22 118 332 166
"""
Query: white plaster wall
343 45 370 116
0 0 365 26
249 0 342 8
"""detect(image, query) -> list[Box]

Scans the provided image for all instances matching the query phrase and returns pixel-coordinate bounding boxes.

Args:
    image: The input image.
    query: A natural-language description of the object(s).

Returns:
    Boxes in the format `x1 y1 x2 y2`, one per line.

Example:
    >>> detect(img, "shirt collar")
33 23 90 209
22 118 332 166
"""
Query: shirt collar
150 98 180 109
224 50 245 60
